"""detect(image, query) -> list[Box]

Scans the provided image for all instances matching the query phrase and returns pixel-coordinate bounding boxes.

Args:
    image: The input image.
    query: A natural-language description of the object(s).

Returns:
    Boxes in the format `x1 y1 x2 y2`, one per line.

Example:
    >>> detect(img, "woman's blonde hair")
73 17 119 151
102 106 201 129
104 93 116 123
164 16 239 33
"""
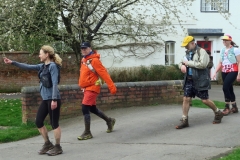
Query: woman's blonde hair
41 45 62 66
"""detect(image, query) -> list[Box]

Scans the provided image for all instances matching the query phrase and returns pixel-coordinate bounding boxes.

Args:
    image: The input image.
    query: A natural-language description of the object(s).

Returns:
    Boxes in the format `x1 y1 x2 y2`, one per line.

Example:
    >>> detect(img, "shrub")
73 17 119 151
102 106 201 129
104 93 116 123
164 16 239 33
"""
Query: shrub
108 64 184 82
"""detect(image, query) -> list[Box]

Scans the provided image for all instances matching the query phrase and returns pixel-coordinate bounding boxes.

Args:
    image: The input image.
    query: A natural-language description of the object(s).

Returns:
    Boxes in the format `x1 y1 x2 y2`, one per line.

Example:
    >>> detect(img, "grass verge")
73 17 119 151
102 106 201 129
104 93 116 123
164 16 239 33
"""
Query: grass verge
191 99 225 109
215 148 240 160
0 98 51 143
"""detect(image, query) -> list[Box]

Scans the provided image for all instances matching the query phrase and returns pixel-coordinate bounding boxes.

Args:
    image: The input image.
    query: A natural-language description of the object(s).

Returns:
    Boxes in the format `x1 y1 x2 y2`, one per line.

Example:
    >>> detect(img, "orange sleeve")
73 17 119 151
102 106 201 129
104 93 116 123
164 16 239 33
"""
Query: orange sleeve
91 58 117 94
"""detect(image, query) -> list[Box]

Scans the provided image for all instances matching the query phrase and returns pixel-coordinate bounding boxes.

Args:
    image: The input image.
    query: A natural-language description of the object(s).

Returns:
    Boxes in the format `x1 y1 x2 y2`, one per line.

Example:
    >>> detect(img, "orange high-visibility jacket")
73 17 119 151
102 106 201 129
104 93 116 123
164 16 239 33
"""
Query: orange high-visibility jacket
78 51 117 94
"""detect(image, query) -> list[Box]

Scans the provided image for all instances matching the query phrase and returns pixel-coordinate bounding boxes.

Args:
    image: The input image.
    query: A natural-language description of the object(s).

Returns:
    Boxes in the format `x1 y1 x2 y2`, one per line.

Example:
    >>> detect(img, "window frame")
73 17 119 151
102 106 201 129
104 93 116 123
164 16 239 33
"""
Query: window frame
200 0 229 13
165 41 175 66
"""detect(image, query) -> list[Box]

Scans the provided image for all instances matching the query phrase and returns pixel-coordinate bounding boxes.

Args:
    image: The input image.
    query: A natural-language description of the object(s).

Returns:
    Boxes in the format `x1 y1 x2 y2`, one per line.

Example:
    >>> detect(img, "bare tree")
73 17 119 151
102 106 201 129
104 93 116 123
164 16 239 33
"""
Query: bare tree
0 0 231 62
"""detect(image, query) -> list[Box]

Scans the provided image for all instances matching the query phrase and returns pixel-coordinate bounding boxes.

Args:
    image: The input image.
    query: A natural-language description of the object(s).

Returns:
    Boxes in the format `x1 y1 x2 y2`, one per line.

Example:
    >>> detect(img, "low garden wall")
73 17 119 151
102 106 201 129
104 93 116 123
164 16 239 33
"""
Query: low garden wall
0 51 79 93
21 80 184 123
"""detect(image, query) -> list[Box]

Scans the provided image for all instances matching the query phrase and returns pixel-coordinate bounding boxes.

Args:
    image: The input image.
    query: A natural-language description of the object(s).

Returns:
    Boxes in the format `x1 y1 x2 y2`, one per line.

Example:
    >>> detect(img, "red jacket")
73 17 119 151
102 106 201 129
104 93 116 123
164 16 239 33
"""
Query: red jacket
78 51 117 94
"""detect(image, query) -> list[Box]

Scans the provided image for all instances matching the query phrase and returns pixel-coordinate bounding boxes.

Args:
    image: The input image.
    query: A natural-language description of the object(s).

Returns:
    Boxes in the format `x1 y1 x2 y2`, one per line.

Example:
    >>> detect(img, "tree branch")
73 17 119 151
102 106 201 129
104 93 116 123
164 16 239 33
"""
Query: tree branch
61 11 73 34
110 0 139 13
83 0 101 21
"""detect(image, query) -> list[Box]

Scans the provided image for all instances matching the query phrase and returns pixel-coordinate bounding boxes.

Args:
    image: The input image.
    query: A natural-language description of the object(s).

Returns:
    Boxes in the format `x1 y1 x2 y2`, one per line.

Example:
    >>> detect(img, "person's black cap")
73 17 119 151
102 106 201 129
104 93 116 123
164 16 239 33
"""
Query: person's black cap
81 42 91 49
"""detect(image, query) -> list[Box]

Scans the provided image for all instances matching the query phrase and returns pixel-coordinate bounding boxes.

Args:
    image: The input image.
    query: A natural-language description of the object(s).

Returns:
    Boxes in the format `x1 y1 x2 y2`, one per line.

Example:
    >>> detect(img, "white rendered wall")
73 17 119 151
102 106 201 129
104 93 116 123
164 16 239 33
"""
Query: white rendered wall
98 1 240 71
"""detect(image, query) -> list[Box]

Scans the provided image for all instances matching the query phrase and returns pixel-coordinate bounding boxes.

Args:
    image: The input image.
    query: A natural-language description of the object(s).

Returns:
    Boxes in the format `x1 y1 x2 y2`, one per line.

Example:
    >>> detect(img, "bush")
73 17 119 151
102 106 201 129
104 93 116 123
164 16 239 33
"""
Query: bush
109 64 184 82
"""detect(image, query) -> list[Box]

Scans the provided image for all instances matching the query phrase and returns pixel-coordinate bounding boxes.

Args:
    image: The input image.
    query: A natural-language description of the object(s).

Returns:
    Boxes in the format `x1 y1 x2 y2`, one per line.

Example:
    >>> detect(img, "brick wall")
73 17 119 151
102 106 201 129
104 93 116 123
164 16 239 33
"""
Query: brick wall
21 80 184 123
0 51 79 92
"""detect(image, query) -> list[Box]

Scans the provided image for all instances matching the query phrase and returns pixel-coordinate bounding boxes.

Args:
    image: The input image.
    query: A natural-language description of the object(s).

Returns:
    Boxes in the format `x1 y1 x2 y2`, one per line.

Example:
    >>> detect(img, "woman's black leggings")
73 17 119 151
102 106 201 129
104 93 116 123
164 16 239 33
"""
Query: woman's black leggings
35 99 61 129
222 72 238 102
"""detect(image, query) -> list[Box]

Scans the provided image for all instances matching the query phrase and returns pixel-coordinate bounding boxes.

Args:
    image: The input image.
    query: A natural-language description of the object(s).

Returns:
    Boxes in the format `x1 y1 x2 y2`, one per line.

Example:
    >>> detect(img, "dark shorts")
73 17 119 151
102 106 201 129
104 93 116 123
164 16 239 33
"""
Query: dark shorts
184 79 209 100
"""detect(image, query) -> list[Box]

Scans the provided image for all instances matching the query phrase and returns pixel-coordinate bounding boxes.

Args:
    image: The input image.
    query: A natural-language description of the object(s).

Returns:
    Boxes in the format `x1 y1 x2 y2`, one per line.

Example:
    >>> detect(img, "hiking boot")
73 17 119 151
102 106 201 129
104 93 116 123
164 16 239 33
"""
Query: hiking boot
38 141 54 154
94 109 116 133
78 114 93 140
222 108 230 116
175 117 189 129
213 110 223 124
77 131 93 140
106 118 116 133
231 103 238 113
47 144 63 156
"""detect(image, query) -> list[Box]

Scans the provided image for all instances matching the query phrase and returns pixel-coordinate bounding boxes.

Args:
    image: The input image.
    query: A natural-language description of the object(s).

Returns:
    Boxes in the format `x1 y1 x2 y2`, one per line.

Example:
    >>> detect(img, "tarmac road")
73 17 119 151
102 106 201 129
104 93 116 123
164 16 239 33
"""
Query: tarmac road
0 85 239 160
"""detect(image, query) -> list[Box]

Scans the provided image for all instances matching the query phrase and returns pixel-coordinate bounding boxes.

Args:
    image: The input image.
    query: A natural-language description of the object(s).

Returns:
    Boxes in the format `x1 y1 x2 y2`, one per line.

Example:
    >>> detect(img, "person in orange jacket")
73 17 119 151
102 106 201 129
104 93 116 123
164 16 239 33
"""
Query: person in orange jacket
77 42 117 140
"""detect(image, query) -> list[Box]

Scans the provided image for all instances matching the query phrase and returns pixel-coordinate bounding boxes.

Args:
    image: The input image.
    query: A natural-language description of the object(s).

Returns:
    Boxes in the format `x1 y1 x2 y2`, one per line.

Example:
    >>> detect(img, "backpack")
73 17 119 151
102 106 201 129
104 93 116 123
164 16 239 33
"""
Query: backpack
83 59 105 85
197 48 214 69
38 63 60 88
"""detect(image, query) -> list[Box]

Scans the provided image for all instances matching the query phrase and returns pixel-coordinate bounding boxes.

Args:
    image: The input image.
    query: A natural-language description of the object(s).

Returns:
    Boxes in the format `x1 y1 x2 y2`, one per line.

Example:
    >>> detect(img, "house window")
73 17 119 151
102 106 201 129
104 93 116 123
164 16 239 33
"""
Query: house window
201 0 229 12
165 41 175 65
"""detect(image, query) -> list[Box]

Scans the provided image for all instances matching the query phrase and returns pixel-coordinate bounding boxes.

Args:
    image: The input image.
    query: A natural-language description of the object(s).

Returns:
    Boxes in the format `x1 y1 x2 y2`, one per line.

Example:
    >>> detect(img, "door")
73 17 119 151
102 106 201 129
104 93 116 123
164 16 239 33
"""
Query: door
197 41 212 54
197 41 213 77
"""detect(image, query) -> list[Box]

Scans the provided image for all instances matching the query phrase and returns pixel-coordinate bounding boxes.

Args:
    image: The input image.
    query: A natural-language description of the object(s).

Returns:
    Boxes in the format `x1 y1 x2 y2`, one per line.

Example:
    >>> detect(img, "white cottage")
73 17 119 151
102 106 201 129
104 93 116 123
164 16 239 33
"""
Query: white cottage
99 0 239 77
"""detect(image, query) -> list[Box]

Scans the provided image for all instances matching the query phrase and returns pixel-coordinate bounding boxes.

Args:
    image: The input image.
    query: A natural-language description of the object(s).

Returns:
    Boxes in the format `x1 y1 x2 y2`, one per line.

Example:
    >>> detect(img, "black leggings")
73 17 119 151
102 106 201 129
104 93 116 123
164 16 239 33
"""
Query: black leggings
82 104 99 115
35 99 61 129
222 72 238 102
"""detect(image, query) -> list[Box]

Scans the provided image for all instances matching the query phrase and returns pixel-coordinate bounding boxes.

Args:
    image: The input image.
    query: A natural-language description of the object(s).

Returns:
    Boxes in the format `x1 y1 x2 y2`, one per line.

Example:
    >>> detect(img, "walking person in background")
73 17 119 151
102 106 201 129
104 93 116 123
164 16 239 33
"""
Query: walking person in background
3 45 63 156
176 36 223 129
212 34 240 115
77 42 117 140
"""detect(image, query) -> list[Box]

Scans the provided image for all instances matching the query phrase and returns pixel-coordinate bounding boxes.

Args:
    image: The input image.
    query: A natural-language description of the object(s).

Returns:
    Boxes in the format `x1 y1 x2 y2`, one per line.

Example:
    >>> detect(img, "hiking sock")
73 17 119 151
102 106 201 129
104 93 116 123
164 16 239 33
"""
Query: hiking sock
45 136 50 144
225 103 230 109
84 114 91 132
55 138 60 145
182 115 187 120
232 103 237 108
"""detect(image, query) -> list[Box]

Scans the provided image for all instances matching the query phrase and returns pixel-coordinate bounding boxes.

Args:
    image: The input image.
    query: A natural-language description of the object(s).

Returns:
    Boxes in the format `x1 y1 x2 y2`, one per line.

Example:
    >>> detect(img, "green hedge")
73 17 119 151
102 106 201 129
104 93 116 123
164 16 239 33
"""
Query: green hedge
109 64 184 82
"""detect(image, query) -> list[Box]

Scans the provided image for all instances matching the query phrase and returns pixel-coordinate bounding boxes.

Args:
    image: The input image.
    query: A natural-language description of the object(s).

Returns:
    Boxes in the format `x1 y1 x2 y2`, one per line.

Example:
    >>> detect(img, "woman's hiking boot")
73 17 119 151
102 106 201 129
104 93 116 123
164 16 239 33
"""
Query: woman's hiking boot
47 144 63 156
222 104 230 116
78 114 93 140
231 103 238 113
222 108 230 116
38 141 54 154
175 117 189 129
213 110 223 124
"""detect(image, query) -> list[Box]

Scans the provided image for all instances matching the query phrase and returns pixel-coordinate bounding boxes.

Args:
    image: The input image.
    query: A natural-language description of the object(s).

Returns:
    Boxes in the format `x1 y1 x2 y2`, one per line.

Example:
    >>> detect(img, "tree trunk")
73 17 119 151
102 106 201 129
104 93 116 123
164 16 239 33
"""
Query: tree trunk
71 40 81 66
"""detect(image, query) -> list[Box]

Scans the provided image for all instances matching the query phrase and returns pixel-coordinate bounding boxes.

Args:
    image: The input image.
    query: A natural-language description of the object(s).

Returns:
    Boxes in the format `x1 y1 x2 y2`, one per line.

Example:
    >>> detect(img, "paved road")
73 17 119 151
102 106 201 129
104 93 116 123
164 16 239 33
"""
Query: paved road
0 85 240 160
